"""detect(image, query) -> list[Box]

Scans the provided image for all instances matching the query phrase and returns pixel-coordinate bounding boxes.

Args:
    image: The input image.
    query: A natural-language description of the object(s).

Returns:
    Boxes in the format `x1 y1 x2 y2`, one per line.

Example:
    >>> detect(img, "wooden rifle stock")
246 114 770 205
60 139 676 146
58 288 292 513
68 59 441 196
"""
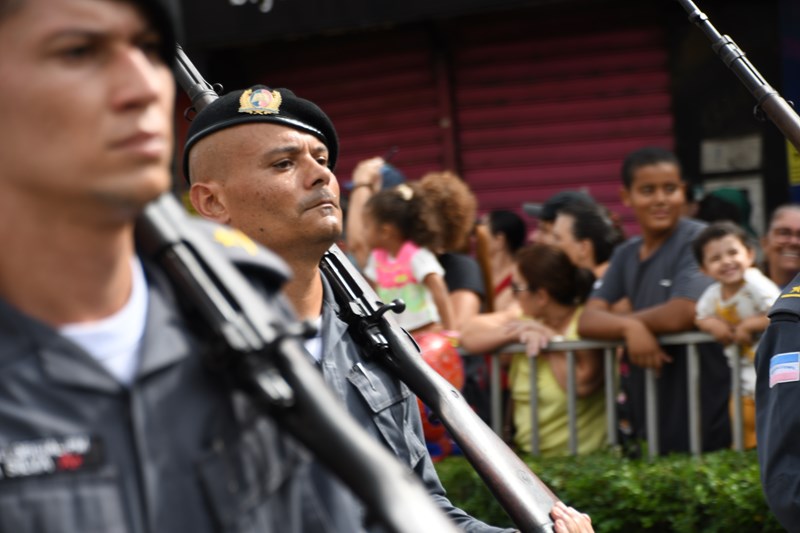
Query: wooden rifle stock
321 245 559 533
676 0 800 151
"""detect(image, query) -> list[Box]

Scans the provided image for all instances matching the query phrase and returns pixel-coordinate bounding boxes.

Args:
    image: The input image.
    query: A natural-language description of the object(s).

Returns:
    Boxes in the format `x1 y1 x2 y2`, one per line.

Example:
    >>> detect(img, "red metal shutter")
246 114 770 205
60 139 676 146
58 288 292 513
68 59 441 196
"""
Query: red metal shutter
241 30 448 186
451 10 674 235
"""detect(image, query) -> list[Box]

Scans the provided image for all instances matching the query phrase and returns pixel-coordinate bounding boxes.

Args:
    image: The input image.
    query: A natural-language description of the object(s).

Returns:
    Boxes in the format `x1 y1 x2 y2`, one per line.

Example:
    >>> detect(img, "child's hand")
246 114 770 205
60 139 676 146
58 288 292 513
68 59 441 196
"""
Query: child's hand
696 317 734 345
733 315 769 346
733 323 754 346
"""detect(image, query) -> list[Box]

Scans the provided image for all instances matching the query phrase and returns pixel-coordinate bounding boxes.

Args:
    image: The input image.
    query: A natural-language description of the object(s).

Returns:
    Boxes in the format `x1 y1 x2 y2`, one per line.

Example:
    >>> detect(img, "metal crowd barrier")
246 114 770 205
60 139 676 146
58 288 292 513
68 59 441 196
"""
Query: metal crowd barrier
485 332 746 460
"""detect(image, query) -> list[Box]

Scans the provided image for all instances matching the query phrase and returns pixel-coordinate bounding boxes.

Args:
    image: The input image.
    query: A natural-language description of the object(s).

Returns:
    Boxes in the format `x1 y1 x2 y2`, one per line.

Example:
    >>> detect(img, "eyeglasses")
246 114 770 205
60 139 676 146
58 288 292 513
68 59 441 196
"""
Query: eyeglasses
771 227 800 241
511 281 530 294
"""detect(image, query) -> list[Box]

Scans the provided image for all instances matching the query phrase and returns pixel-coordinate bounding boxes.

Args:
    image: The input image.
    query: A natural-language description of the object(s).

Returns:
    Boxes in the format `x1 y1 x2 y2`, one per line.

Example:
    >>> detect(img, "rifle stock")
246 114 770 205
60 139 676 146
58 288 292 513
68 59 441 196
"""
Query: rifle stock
676 0 800 151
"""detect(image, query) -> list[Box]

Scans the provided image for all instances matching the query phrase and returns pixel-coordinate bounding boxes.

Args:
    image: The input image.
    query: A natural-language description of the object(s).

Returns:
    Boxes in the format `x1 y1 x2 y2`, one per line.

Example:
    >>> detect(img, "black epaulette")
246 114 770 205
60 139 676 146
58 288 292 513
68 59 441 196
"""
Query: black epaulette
768 273 800 319
189 218 292 289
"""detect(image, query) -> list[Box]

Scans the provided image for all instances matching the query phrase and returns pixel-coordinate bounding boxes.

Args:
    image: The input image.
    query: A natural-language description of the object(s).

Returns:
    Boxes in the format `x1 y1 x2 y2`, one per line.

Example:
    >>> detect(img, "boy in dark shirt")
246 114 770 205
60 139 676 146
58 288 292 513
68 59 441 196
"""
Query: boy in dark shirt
577 147 731 454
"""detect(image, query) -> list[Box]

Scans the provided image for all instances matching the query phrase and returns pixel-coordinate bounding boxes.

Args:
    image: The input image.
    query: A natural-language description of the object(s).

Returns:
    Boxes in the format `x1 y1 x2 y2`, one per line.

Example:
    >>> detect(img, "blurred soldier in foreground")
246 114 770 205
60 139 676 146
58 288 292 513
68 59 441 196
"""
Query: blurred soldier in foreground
0 1 315 531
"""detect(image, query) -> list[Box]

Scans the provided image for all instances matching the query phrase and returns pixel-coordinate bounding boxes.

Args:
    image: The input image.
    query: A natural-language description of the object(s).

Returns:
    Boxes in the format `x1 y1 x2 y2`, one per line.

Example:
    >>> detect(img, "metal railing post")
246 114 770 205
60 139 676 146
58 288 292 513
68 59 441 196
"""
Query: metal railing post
529 357 540 455
490 355 503 436
731 344 744 451
687 341 702 456
604 347 618 446
645 369 659 459
484 331 734 459
566 350 578 455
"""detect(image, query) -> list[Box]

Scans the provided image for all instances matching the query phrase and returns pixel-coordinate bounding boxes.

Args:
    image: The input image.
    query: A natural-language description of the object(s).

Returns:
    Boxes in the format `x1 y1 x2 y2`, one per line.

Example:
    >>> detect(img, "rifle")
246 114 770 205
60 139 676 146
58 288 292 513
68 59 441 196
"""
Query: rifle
137 48 461 533
175 47 561 532
676 0 800 152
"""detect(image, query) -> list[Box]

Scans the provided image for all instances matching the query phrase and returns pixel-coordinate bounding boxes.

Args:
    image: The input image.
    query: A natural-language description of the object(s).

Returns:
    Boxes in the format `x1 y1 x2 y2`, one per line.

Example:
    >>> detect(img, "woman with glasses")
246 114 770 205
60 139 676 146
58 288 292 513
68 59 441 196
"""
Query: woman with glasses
460 244 606 456
760 204 800 288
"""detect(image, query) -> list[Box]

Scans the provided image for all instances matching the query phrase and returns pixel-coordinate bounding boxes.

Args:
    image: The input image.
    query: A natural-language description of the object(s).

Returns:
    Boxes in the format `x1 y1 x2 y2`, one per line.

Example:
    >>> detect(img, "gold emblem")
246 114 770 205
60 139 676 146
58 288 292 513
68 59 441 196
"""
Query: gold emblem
214 227 259 256
239 88 282 115
780 285 800 298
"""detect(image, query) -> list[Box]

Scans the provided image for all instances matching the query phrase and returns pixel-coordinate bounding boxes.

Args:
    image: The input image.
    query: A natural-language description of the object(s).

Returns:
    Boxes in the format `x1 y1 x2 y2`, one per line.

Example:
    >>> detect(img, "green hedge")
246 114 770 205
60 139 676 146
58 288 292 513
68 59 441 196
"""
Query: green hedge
435 449 783 532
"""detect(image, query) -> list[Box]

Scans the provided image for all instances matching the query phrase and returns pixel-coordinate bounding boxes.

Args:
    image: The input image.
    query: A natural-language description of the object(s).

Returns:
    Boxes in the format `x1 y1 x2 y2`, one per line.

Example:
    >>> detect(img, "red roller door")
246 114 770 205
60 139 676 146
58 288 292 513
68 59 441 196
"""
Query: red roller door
451 10 674 236
237 30 450 186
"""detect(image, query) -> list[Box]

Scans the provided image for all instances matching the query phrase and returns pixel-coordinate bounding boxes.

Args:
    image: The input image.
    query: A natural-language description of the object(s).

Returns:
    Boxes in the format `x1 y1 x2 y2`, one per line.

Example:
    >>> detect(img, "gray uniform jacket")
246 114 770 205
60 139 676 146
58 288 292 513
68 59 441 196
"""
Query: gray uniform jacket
756 273 800 532
309 275 515 533
0 259 324 533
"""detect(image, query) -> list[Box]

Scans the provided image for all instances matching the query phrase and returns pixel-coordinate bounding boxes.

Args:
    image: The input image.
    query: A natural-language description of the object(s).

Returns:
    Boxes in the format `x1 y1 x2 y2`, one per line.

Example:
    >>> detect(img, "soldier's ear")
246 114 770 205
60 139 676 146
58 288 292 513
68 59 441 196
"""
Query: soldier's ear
190 181 230 224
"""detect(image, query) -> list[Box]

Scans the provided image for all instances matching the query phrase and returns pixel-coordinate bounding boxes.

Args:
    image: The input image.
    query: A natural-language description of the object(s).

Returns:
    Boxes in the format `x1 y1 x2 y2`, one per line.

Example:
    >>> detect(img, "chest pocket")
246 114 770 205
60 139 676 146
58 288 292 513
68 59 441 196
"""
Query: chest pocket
0 469 127 533
197 416 313 533
347 360 427 469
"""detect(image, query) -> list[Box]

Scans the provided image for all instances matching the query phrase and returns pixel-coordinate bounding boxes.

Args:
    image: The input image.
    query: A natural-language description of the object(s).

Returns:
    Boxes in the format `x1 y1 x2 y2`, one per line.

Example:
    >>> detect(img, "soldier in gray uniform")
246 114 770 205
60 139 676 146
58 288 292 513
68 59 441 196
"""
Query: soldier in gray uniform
0 1 318 531
184 86 595 533
756 273 800 532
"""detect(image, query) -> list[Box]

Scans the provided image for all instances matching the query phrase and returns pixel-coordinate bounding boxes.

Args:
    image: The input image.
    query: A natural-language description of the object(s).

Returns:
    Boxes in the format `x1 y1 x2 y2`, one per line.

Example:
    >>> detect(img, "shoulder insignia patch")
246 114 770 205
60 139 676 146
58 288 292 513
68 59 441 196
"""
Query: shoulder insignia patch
768 274 800 318
769 352 800 388
214 226 258 257
188 218 291 285
779 285 800 298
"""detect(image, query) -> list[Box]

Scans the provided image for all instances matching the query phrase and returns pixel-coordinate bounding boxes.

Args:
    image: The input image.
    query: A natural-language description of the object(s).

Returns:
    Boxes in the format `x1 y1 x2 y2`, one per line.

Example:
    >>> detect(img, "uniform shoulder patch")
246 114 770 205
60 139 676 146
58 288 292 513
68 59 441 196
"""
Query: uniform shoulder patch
769 277 800 318
189 218 292 287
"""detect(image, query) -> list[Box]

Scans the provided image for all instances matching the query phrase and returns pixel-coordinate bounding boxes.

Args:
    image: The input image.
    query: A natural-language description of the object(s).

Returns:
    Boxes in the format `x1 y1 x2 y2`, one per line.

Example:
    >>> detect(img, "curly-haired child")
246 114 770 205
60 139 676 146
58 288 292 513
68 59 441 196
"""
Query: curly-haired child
359 182 455 334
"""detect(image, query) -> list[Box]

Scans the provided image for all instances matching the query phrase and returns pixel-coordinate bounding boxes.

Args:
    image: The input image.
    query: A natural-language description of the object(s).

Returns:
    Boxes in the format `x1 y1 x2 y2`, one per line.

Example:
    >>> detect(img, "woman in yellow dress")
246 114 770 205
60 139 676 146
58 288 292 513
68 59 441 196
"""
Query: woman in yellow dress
460 243 606 456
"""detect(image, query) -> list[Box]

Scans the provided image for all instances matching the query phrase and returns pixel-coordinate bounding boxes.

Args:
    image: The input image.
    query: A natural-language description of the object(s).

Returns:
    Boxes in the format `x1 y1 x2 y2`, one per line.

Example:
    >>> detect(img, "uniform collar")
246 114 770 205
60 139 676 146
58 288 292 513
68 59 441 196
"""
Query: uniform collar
1 259 197 393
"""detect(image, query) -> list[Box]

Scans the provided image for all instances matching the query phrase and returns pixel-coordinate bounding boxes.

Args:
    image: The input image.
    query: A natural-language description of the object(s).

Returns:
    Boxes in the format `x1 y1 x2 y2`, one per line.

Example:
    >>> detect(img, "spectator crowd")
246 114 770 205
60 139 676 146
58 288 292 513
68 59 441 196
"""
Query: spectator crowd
341 145 799 460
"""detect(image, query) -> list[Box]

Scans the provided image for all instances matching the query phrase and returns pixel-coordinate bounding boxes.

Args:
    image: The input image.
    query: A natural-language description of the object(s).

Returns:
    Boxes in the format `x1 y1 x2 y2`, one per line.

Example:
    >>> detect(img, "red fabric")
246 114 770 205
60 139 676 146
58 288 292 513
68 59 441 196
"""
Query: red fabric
494 274 512 295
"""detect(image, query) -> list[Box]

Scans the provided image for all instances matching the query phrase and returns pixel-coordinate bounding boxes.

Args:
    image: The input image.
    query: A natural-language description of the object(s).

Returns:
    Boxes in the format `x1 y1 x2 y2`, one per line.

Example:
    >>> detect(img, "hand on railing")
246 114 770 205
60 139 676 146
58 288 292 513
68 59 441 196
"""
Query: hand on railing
621 319 672 372
696 317 735 346
503 318 556 357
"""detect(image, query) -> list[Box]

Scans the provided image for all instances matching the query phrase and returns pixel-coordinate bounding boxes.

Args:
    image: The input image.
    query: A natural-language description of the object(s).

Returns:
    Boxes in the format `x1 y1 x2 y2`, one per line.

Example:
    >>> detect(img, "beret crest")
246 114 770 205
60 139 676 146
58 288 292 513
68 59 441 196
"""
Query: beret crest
183 85 338 182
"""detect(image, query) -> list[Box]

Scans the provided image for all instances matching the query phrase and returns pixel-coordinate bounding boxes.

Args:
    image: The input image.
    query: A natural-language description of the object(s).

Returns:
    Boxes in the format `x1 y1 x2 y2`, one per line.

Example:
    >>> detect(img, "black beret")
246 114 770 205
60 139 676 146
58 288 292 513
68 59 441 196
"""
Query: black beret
183 85 339 182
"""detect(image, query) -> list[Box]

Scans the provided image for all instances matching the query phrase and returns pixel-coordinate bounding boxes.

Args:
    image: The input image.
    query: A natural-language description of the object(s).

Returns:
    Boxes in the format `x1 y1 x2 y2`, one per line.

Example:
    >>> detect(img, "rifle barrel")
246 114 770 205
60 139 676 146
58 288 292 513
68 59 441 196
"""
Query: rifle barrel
676 0 800 151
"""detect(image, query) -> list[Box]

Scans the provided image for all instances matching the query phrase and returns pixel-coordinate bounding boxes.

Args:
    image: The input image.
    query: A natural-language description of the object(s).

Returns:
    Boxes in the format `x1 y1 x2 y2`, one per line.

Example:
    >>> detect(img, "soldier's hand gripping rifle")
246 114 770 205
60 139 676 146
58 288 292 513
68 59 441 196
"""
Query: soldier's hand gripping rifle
676 0 800 151
136 47 462 533
175 47 562 533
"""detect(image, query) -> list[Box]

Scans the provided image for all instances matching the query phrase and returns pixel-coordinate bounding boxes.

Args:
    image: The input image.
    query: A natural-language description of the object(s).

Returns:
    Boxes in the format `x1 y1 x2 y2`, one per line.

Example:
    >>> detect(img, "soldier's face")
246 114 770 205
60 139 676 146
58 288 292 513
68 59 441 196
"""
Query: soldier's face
191 123 342 257
0 0 175 219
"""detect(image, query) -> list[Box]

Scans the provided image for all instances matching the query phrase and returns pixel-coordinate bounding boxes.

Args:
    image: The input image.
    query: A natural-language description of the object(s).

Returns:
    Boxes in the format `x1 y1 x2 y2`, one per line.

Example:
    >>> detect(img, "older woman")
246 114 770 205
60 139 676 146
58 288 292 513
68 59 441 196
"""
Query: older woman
760 204 800 288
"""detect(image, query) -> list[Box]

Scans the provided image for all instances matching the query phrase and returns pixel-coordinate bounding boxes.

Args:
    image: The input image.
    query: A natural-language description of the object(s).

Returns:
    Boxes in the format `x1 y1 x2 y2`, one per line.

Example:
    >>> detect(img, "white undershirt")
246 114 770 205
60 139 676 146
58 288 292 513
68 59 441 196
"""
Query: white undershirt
303 316 324 363
59 258 149 386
